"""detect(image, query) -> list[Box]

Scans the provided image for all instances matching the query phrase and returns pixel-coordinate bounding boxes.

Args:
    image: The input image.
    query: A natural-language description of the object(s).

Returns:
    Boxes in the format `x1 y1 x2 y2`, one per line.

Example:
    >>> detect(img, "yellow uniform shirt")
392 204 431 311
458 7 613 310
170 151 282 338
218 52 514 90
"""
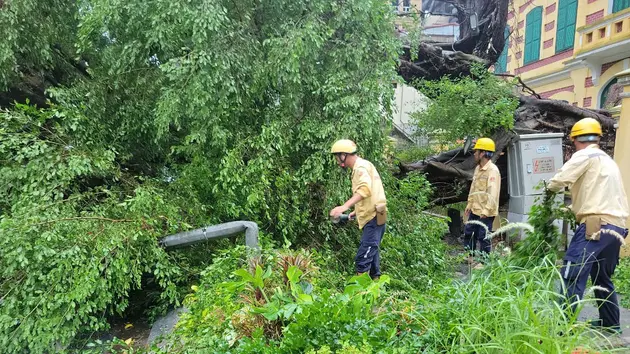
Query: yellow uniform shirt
352 158 387 229
548 144 629 227
466 161 501 217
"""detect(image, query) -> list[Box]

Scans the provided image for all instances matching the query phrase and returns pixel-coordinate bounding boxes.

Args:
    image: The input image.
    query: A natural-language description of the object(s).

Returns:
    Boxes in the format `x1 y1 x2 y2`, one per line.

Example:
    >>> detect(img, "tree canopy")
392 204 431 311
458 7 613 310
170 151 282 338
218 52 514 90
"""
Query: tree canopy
0 0 401 351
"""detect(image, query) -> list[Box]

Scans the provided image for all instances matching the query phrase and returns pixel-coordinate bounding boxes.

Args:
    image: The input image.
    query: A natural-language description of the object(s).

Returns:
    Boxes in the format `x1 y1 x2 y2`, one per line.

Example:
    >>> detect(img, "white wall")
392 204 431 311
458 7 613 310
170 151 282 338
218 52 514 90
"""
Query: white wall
392 82 429 145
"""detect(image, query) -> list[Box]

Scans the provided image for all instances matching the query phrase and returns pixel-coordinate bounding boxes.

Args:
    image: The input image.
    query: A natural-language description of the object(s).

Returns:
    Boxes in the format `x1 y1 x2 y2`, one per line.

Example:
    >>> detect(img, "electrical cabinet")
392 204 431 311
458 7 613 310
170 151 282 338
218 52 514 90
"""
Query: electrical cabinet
507 133 565 239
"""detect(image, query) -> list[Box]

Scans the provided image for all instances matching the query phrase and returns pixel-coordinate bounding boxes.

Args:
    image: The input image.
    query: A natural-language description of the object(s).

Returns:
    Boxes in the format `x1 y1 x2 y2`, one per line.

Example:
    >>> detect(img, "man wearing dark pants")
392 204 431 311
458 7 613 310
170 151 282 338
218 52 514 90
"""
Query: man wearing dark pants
354 218 386 278
464 137 501 267
329 139 387 280
547 118 629 333
464 213 494 254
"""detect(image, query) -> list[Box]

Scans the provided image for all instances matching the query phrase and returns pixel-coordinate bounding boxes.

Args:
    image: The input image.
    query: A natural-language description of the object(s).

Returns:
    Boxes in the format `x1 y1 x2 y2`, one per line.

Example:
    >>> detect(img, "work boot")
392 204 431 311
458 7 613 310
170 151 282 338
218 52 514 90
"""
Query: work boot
473 262 484 270
589 319 622 335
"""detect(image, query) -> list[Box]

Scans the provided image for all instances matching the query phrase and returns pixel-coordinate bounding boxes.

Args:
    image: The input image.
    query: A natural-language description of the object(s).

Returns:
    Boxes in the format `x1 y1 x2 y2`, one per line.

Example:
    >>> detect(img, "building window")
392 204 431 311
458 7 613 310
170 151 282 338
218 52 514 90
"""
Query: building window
495 26 510 73
555 0 578 52
600 78 618 108
613 0 630 13
615 21 624 33
392 0 399 13
403 0 411 12
524 7 543 64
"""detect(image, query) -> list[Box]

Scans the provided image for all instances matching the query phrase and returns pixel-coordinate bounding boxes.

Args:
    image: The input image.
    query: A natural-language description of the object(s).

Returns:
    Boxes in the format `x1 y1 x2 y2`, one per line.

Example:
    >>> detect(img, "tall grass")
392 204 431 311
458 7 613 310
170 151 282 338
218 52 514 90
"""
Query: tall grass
417 256 616 354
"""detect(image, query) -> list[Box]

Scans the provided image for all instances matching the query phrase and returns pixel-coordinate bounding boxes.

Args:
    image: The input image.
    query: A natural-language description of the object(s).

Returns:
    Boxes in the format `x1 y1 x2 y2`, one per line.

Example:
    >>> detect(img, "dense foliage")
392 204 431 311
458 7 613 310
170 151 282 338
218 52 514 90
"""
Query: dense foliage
1 1 626 353
0 0 402 352
410 65 518 143
615 258 630 309
151 248 605 353
511 189 575 267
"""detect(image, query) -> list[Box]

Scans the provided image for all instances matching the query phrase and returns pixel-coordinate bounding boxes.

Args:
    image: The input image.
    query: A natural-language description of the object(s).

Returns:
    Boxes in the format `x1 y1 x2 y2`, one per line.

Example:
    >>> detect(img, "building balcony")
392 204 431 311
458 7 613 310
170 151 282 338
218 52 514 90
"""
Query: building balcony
564 7 630 85
577 8 630 54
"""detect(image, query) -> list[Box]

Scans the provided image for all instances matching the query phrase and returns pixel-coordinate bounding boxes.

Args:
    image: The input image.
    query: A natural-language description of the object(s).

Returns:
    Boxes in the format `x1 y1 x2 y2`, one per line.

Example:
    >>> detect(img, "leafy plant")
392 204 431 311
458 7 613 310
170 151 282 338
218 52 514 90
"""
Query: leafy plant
511 188 575 267
381 172 451 291
613 257 630 308
1 0 402 350
410 64 518 144
158 248 427 353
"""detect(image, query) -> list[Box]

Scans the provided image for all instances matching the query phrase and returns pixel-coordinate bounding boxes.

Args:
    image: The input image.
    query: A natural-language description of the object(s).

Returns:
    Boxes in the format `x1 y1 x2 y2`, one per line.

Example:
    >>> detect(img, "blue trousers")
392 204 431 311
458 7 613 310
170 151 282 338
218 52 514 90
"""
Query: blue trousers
355 217 386 278
464 213 494 254
561 222 628 329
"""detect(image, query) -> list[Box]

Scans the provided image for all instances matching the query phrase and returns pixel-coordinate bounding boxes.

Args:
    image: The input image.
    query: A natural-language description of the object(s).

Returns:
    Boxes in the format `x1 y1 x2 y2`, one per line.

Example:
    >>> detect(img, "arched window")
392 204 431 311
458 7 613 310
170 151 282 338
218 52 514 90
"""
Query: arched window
556 0 578 52
524 7 543 64
495 26 510 73
599 78 618 108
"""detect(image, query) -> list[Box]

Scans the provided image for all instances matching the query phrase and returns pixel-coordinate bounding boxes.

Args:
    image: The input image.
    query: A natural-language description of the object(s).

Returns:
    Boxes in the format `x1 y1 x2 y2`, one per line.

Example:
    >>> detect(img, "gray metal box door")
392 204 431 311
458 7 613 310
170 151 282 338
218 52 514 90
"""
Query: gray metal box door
508 133 565 197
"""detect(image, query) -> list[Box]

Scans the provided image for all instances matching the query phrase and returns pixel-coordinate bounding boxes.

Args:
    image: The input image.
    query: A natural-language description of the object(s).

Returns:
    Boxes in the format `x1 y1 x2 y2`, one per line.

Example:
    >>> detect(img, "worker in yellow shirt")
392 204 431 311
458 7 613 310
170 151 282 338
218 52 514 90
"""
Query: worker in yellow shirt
464 137 501 257
547 118 629 333
329 139 387 280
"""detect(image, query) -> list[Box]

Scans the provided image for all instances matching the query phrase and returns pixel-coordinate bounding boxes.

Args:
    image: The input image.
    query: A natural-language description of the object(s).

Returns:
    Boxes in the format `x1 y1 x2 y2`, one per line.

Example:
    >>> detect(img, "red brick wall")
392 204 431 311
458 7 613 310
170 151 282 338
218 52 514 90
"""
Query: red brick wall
515 49 573 74
586 10 605 25
520 0 535 13
544 39 554 48
602 60 620 74
540 85 574 99
583 97 592 107
546 3 557 15
585 76 593 87
545 21 555 32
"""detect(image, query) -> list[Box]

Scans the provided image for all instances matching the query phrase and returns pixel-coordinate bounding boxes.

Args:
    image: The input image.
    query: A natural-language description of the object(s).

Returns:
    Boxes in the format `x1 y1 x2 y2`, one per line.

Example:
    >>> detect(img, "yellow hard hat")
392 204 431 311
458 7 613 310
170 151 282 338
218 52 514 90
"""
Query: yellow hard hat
331 139 357 154
570 118 602 139
472 137 495 152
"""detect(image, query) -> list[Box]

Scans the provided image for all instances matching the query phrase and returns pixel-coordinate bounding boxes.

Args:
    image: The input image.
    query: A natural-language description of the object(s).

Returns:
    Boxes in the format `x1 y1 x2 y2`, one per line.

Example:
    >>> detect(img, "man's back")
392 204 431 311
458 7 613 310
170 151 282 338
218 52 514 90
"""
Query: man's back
549 145 629 226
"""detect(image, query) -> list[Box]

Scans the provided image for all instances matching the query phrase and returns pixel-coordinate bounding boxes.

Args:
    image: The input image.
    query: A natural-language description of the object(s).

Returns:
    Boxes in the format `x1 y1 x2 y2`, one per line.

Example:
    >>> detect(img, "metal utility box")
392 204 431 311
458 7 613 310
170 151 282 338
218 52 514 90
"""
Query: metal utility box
507 133 565 239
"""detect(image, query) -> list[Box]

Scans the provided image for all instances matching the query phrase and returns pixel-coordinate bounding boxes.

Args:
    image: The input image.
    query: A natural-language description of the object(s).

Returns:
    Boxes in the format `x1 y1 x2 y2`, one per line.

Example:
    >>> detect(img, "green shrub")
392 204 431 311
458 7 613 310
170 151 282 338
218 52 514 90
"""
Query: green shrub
410 64 518 144
511 189 575 268
382 172 450 291
0 187 192 353
157 249 428 353
614 257 630 309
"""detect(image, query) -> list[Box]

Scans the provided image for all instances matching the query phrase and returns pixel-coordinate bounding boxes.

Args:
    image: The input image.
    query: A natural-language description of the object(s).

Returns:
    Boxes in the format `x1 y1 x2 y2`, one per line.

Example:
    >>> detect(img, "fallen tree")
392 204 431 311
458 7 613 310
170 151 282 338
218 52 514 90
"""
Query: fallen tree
399 97 618 205
394 0 619 206
0 0 617 208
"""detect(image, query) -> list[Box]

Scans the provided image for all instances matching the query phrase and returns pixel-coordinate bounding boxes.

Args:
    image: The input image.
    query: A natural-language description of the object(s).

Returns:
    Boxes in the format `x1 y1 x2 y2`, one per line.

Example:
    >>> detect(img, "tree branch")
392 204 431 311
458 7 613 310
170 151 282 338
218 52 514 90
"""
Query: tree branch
494 73 541 99
28 217 134 227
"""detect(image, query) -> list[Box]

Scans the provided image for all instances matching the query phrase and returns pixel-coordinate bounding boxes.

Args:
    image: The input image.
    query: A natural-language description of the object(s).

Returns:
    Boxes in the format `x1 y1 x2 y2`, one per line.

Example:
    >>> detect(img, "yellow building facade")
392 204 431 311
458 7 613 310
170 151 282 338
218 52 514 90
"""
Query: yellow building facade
498 0 630 253
498 0 630 109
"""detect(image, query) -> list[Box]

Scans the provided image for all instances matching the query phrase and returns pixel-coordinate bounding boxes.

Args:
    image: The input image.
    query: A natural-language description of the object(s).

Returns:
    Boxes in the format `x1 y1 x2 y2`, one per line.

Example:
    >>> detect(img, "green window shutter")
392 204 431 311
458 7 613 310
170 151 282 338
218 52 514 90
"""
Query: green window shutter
524 7 542 64
556 1 567 50
556 0 577 52
495 26 510 73
613 0 630 13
